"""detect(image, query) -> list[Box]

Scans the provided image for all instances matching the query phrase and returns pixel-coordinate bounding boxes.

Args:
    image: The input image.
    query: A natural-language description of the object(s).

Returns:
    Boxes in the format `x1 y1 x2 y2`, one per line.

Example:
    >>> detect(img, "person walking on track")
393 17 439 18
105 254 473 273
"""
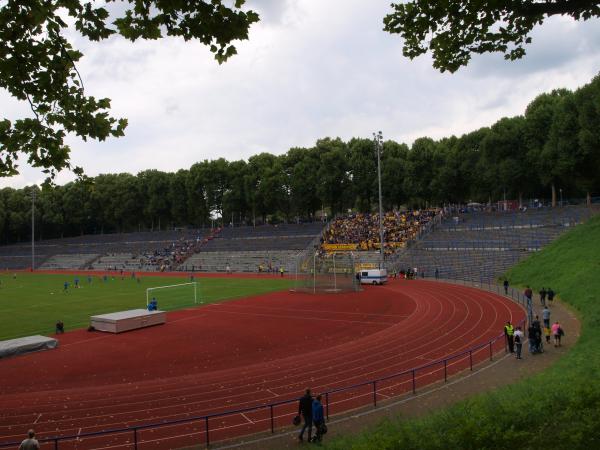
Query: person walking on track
298 388 313 442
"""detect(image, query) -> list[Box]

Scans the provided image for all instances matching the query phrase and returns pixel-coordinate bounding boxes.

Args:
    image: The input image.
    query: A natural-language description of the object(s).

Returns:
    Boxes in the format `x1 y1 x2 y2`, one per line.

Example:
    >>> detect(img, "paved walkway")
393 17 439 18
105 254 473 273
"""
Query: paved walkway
208 297 579 450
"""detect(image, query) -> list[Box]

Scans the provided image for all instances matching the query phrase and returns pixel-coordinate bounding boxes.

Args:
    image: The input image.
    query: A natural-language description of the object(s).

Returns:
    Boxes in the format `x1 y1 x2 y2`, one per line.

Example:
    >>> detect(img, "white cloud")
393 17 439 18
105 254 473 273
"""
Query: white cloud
1 0 599 188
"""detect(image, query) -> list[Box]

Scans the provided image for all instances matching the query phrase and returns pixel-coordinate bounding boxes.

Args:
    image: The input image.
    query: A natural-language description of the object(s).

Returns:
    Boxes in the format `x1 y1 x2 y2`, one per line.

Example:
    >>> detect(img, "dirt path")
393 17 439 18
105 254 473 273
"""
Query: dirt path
208 294 579 450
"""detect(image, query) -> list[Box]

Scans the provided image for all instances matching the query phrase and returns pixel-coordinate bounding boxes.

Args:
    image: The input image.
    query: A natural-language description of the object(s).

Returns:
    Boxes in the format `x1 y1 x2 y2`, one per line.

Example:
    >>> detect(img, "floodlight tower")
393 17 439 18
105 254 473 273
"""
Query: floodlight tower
31 189 35 271
373 131 385 269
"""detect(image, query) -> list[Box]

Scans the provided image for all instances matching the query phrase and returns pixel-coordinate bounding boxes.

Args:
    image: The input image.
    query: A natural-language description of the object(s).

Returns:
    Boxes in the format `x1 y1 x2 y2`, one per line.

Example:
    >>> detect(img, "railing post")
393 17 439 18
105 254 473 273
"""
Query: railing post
489 341 493 361
270 405 274 433
134 428 138 450
469 350 473 371
325 392 329 421
412 369 416 394
205 417 210 448
54 438 58 450
373 381 377 407
444 359 447 382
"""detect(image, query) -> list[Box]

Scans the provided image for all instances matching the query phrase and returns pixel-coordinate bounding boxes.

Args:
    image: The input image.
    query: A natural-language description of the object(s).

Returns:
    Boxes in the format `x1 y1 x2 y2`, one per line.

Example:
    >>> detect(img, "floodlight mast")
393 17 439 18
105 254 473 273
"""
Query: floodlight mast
373 131 385 269
31 190 35 271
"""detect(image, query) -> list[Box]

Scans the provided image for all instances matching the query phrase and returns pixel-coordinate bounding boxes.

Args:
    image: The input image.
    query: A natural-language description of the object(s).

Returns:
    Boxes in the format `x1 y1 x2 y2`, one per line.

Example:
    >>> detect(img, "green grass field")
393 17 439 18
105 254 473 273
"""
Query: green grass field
0 273 290 341
323 213 600 449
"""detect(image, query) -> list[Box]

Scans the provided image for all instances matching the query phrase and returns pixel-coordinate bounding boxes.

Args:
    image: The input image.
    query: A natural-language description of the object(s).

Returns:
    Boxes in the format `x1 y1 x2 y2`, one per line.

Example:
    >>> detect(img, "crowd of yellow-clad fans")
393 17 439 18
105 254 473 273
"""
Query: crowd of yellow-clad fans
321 209 439 254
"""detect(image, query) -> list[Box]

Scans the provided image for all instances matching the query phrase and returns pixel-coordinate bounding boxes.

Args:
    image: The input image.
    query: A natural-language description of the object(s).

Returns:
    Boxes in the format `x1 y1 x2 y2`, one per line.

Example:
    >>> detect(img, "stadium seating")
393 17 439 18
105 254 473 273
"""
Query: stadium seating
182 250 302 273
181 223 325 272
389 206 596 283
39 254 100 270
0 230 207 270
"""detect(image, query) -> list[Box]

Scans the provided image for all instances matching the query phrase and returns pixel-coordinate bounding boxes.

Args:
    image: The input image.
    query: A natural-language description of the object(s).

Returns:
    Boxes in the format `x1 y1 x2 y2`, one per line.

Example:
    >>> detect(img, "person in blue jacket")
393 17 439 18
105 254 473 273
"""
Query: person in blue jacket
312 394 325 442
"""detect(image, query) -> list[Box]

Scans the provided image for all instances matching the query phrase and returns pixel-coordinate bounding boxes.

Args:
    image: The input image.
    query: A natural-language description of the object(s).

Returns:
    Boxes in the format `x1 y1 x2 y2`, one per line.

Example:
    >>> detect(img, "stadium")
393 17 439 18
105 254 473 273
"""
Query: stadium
0 194 597 449
2 2 600 450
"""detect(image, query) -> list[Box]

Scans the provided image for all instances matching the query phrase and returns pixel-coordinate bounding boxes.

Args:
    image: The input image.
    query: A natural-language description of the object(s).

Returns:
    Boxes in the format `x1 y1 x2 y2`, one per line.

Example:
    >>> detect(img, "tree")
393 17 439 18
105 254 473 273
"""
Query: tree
348 138 377 212
525 90 575 205
283 147 321 220
222 160 248 225
384 1 600 73
575 73 600 202
479 117 532 205
381 140 409 209
404 137 439 207
315 138 350 217
0 0 259 178
138 170 172 230
169 169 190 227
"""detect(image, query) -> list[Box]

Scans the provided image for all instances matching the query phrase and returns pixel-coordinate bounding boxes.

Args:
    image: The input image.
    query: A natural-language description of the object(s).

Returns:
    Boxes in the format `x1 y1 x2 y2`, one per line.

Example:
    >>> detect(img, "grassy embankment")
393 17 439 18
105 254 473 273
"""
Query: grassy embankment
0 273 290 340
324 214 600 449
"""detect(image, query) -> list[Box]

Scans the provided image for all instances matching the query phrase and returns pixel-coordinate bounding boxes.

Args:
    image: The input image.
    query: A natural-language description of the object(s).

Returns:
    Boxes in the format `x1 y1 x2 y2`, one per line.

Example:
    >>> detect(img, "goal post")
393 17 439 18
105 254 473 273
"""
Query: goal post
292 251 360 294
146 282 200 310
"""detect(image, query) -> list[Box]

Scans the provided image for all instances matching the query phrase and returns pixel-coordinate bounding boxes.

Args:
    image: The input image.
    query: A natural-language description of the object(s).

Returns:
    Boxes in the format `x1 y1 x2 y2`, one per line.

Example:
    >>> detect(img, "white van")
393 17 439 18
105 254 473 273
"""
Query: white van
359 269 388 285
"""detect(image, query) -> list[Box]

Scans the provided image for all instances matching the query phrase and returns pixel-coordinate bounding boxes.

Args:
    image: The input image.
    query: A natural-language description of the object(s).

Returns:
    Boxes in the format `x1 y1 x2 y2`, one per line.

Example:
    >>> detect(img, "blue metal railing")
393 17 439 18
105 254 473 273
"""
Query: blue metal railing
0 280 527 449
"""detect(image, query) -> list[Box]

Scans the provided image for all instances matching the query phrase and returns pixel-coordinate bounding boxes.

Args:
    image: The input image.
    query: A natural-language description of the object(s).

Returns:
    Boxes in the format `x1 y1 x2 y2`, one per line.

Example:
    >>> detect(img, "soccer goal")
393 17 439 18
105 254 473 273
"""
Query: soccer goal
146 282 199 310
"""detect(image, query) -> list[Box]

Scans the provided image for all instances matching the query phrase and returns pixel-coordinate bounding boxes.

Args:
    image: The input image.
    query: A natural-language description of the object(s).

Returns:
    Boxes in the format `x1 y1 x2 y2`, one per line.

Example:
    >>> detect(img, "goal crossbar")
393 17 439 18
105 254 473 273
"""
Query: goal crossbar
146 282 199 305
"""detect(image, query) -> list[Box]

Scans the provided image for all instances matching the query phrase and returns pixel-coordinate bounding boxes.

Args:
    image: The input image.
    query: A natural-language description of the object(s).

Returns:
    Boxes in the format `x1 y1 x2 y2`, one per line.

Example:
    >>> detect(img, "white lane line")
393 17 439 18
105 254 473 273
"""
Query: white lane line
33 413 42 424
376 392 391 399
266 388 278 397
240 413 254 424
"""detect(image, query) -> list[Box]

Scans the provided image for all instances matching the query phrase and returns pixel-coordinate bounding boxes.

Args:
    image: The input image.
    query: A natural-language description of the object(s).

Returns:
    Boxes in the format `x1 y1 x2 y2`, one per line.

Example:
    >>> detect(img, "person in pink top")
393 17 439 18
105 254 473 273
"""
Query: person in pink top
551 321 564 347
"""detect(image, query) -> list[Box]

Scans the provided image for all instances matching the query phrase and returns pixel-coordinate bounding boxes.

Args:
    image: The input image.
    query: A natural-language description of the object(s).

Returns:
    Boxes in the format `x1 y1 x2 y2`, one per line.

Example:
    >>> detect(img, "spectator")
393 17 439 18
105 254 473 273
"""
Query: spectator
552 321 564 347
19 429 39 450
542 306 551 329
297 389 313 443
55 320 64 334
504 321 514 353
312 394 325 443
503 279 509 295
539 287 547 306
322 209 439 251
547 288 555 305
514 326 524 359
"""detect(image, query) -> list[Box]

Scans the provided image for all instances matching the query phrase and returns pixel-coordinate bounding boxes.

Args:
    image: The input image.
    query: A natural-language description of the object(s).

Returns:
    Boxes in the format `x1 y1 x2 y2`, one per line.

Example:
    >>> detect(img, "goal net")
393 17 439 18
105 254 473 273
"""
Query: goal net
292 251 359 294
146 282 199 310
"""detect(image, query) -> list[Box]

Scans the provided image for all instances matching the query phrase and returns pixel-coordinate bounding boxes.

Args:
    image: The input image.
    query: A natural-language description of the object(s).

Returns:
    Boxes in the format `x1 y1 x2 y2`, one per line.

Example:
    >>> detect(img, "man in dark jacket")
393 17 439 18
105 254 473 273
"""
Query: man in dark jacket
539 287 547 306
547 288 555 304
298 389 313 442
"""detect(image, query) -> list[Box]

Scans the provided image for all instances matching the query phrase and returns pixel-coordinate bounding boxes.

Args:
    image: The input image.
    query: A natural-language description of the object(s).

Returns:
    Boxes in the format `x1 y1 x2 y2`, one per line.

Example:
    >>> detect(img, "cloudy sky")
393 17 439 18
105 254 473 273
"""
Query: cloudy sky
2 0 600 188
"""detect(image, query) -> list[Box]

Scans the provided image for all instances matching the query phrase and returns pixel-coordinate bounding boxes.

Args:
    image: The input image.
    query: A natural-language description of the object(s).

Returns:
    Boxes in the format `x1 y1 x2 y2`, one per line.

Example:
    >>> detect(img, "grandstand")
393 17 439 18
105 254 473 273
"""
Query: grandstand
389 206 597 282
0 224 325 273
183 223 325 272
0 230 206 271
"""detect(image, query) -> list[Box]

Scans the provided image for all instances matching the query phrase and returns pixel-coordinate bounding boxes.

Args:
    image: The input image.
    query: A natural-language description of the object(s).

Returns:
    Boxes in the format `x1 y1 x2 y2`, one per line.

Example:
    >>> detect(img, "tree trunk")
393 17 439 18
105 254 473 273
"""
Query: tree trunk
518 192 523 208
587 191 592 206
551 184 556 207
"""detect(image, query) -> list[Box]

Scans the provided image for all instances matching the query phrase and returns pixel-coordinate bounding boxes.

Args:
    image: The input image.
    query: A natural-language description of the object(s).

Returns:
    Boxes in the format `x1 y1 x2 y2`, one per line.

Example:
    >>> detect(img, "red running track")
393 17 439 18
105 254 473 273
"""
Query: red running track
0 279 524 449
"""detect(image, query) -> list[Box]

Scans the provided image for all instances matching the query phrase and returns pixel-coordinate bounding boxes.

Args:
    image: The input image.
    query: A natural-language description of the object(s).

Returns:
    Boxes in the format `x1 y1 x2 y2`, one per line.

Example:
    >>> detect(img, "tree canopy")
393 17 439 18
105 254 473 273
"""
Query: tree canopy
384 0 600 72
0 0 258 177
2 73 600 245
